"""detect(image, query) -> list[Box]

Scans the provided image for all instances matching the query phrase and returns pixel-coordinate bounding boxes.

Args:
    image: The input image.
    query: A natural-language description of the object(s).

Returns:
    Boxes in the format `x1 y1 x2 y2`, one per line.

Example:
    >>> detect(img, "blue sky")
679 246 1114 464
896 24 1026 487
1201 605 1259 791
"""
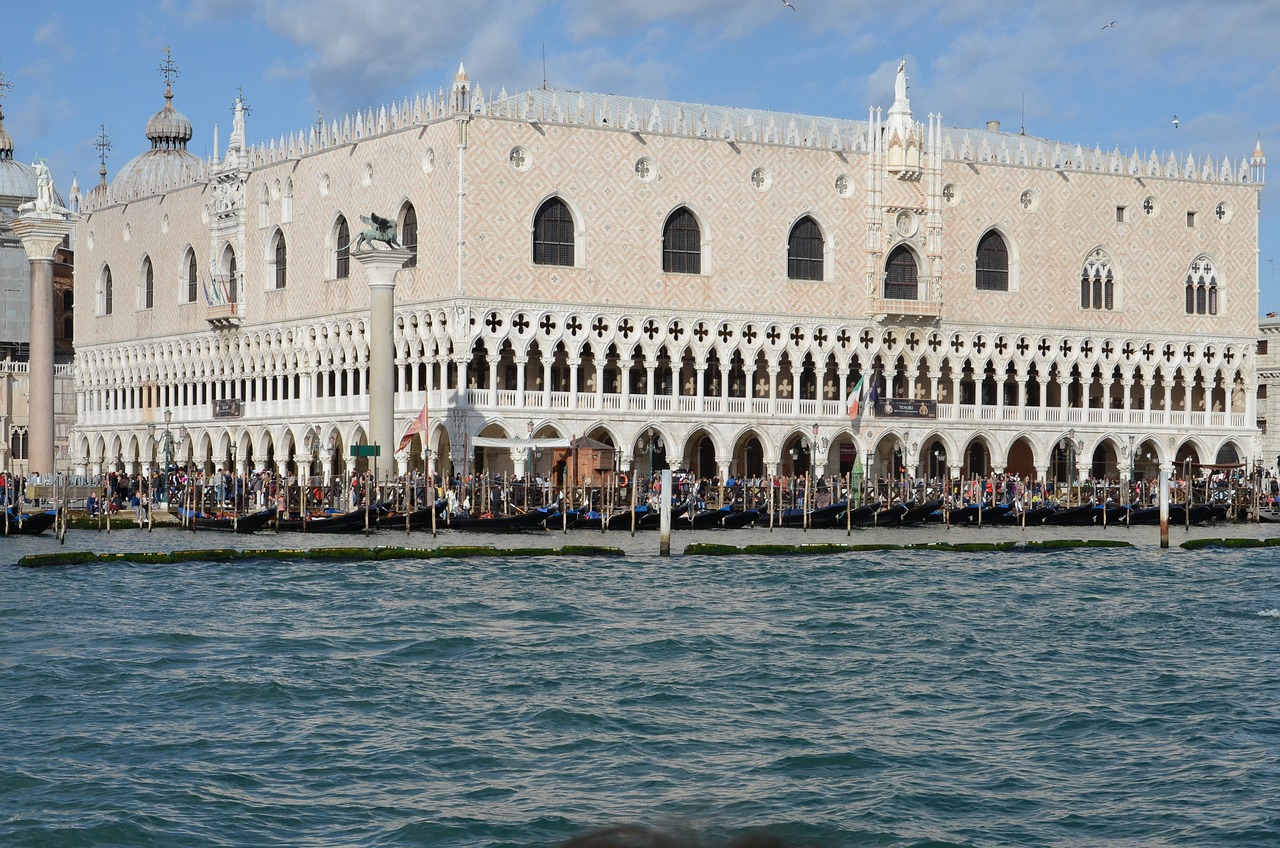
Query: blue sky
4 0 1278 312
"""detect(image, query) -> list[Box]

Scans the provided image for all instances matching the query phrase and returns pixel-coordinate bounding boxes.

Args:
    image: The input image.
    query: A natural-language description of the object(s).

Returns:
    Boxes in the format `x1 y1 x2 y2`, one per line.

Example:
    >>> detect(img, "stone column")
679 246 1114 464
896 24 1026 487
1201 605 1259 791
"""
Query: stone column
12 212 74 478
352 247 411 482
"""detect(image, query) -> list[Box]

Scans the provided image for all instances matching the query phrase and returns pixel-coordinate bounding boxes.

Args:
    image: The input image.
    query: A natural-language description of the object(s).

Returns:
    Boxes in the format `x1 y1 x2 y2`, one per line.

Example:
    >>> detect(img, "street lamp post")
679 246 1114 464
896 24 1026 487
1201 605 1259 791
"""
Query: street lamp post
1126 435 1135 509
525 421 543 506
1183 456 1192 530
864 430 874 507
161 409 173 504
1058 427 1078 506
230 443 238 511
638 428 664 480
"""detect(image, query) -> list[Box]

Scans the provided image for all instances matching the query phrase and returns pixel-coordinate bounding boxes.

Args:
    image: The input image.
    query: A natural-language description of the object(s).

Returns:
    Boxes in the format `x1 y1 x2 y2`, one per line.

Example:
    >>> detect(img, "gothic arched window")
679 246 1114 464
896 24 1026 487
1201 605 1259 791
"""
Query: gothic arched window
787 216 824 281
662 207 701 274
227 252 238 302
884 245 918 300
975 230 1009 291
401 203 418 268
186 249 198 303
101 265 113 315
273 231 287 289
1185 256 1218 315
1080 248 1115 311
533 197 575 266
335 216 351 279
142 255 154 309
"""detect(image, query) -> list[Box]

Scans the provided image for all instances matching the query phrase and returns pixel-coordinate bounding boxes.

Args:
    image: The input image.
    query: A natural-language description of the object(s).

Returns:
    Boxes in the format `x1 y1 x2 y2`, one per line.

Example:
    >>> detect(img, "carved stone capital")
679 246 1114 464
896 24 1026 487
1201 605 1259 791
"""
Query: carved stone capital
11 213 75 262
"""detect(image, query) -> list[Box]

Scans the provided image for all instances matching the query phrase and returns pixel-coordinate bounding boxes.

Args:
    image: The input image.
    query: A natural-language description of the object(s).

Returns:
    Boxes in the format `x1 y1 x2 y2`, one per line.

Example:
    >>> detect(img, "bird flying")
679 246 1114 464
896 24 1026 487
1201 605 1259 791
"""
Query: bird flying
1102 20 1116 29
1172 115 1179 129
781 0 796 9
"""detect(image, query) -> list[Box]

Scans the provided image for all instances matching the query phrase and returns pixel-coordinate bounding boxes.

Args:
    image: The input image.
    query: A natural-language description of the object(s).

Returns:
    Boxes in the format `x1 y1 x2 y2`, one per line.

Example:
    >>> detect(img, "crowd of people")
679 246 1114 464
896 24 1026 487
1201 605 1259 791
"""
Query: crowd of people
4 463 1279 522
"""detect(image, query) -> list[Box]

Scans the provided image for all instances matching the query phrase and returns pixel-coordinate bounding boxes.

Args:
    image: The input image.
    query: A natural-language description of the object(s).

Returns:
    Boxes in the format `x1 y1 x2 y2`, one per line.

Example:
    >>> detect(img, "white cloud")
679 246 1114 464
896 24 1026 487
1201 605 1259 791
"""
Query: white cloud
252 0 545 113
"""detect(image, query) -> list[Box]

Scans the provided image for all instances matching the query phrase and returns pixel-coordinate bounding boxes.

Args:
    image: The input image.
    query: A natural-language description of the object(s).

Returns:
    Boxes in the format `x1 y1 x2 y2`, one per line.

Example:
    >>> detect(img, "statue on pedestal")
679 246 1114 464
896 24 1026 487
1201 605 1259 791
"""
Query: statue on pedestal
18 159 70 217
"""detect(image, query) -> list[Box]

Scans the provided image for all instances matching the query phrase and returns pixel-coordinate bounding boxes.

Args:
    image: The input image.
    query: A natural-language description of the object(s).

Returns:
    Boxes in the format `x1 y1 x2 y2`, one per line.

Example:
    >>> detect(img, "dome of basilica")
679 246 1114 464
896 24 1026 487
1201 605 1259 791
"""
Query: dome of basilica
110 83 202 198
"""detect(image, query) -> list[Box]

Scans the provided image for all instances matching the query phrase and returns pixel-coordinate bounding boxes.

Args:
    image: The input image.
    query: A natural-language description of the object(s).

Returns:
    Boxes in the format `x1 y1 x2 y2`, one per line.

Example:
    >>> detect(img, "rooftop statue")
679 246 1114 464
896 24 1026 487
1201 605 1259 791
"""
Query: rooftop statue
894 58 907 103
352 212 401 252
18 159 70 217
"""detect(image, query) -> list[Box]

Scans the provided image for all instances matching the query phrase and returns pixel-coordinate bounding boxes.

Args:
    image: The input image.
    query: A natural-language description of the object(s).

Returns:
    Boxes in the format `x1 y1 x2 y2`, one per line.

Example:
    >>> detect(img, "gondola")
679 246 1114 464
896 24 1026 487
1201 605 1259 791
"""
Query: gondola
1125 503 1224 526
878 499 944 527
177 505 277 533
2 507 57 537
275 506 383 534
686 505 737 529
606 505 651 531
808 501 854 529
720 507 765 529
638 499 692 529
443 508 553 532
1103 505 1133 525
375 499 448 530
864 502 908 527
843 503 882 527
941 502 1012 526
1041 503 1101 526
996 504 1058 526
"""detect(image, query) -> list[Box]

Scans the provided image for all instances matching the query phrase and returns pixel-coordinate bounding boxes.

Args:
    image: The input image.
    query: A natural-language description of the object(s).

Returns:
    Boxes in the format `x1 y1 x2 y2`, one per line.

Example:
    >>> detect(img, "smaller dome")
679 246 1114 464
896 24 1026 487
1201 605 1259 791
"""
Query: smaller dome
111 147 203 197
145 85 193 150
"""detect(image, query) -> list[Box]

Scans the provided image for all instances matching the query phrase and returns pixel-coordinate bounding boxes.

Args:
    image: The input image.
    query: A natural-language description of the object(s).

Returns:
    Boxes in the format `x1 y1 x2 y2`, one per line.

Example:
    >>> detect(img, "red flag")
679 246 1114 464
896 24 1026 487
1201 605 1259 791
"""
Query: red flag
398 395 429 452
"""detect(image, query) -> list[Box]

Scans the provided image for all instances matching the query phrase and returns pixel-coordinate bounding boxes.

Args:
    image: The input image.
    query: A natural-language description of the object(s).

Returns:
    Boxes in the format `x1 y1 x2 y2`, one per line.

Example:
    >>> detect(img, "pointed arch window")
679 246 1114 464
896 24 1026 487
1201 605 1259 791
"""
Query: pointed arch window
335 216 351 279
101 265 113 315
186 249 198 303
228 253 238 302
884 245 918 300
975 230 1009 291
142 256 154 309
1080 249 1115 311
662 207 701 274
1185 257 1218 315
273 231 288 289
533 197 575 266
401 203 418 268
787 216 824 281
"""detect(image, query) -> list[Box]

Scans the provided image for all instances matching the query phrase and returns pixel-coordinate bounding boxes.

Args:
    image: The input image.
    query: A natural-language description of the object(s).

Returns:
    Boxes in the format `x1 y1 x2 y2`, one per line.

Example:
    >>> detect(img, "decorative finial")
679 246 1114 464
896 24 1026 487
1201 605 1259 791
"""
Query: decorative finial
158 46 180 98
315 110 323 132
0 63 11 123
95 123 112 184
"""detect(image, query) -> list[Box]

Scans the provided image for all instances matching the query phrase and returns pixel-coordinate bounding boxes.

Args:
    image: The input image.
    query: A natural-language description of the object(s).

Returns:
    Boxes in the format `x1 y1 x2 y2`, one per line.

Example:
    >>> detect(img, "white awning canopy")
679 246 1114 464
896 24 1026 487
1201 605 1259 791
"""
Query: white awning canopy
470 436 571 449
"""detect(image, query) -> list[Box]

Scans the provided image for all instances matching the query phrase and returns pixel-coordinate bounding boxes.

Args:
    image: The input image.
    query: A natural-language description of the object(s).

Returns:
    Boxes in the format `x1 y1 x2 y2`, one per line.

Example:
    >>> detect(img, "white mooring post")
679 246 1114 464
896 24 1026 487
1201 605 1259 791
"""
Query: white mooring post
1158 467 1170 549
659 469 673 557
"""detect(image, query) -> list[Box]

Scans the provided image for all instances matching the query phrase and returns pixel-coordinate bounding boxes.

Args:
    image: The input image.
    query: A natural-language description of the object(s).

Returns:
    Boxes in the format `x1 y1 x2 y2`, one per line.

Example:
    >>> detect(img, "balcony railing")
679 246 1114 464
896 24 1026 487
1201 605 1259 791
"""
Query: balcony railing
81 387 1252 436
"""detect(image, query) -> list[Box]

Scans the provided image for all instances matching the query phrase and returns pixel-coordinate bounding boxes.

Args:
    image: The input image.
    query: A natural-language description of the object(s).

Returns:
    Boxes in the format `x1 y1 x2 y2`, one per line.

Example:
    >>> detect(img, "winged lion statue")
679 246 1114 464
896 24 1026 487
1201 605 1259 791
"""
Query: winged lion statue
352 212 402 252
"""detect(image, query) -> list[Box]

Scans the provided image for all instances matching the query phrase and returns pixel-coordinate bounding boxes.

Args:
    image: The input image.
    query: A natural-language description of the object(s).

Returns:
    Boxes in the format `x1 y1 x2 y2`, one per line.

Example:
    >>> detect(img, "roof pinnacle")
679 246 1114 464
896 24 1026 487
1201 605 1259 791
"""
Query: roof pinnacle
158 46 180 101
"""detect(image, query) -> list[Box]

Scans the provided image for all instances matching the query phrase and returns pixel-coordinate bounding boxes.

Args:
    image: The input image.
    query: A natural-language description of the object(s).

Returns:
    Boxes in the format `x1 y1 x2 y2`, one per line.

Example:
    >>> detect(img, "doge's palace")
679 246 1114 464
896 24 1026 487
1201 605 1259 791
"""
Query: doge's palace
71 59 1266 488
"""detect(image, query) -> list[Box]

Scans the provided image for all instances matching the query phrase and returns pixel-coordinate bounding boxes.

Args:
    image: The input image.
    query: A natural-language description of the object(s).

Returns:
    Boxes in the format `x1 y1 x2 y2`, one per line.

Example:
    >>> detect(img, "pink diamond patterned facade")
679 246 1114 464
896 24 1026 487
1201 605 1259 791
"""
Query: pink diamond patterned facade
71 63 1267 485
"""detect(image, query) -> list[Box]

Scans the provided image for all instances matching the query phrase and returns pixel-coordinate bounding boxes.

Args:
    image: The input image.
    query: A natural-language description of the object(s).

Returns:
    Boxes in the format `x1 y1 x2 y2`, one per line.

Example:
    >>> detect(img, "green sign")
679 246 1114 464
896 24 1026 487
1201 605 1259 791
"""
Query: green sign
350 445 381 458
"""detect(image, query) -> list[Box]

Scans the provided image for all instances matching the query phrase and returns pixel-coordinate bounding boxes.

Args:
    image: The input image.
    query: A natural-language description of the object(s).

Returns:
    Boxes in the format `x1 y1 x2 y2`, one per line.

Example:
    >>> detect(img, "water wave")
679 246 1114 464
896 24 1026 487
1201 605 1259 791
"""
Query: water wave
2 548 1279 847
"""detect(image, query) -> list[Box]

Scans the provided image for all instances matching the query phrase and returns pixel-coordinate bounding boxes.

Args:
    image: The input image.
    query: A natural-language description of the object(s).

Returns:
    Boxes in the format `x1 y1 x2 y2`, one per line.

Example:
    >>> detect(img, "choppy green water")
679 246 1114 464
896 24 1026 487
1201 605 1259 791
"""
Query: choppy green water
3 547 1279 847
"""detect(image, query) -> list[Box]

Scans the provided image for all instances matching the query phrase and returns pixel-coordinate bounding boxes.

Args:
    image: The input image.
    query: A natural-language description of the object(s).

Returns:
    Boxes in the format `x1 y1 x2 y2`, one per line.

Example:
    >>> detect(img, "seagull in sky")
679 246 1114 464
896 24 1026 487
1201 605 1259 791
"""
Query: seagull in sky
1172 115 1179 129
1102 20 1117 29
781 0 796 9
